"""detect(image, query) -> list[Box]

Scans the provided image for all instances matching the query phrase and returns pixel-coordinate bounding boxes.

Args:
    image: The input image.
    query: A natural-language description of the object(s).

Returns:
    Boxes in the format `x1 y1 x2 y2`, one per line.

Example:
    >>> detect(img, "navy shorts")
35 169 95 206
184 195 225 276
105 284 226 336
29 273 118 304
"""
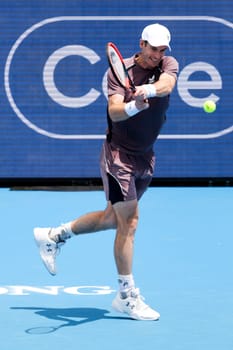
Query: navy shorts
100 141 155 204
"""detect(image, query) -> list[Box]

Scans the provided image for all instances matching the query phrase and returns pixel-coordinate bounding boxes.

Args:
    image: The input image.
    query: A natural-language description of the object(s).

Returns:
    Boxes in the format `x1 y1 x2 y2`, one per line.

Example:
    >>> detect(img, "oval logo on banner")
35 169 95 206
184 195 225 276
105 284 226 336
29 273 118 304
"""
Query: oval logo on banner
4 16 233 139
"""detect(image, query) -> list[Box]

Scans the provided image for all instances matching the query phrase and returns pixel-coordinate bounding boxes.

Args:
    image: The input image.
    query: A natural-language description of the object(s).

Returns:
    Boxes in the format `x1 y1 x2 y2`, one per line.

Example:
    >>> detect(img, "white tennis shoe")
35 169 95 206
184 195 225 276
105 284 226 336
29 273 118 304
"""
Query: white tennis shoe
34 227 64 275
112 288 160 321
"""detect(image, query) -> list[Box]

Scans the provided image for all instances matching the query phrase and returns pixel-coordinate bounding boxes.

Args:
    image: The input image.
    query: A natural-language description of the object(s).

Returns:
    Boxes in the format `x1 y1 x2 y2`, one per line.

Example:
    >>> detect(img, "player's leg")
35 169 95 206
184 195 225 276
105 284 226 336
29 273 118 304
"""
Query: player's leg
112 199 138 275
107 149 159 320
70 201 117 234
34 202 116 275
110 193 160 321
34 142 119 275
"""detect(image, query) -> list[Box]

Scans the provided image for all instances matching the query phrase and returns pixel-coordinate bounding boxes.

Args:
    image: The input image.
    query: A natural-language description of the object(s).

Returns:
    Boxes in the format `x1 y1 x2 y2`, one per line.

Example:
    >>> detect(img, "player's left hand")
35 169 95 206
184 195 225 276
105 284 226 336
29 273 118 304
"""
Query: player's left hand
134 86 149 110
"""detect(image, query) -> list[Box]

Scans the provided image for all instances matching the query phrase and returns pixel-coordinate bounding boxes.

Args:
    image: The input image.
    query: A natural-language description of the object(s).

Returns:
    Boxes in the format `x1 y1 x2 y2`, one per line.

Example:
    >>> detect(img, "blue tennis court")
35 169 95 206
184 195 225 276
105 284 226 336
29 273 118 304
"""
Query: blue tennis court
0 187 232 350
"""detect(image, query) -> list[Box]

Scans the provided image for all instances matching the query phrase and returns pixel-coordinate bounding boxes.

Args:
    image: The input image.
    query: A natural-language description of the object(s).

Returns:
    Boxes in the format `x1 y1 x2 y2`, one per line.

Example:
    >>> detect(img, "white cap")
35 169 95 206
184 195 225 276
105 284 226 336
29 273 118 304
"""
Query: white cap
141 23 171 50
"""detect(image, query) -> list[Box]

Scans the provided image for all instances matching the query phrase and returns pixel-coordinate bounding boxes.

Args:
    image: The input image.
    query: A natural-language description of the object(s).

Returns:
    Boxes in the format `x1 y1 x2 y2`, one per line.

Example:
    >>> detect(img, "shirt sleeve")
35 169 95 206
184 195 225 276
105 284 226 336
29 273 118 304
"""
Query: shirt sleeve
161 56 179 79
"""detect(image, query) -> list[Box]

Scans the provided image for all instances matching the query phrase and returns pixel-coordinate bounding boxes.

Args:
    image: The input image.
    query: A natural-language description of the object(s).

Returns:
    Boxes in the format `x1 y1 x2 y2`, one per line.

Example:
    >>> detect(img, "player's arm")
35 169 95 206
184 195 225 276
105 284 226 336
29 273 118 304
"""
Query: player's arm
154 72 177 96
108 93 149 122
135 72 177 99
108 94 126 122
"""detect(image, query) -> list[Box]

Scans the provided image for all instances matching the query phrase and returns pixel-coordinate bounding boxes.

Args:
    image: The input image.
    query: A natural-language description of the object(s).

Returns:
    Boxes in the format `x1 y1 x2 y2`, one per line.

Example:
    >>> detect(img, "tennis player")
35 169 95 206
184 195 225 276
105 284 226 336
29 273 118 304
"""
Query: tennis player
34 23 179 321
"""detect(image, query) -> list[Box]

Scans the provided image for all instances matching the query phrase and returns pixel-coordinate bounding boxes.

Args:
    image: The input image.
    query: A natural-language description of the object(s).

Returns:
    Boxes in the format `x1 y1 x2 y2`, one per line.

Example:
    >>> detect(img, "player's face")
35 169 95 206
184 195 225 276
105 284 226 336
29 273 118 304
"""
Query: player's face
139 40 167 69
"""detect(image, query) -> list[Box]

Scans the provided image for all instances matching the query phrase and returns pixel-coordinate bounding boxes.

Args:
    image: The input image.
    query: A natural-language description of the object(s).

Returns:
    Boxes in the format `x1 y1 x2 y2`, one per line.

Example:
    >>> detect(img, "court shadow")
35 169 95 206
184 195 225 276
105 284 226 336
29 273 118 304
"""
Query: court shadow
11 306 132 334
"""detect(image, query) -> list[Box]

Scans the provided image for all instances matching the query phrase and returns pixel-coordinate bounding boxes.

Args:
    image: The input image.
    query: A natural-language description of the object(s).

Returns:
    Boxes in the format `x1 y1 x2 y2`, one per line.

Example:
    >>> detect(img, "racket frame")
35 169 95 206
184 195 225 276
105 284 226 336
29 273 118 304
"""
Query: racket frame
106 42 136 92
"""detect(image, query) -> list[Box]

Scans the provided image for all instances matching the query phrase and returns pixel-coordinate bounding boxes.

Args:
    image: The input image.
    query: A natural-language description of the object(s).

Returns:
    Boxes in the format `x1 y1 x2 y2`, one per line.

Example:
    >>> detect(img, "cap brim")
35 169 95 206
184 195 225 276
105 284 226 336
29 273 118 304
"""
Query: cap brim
148 41 171 51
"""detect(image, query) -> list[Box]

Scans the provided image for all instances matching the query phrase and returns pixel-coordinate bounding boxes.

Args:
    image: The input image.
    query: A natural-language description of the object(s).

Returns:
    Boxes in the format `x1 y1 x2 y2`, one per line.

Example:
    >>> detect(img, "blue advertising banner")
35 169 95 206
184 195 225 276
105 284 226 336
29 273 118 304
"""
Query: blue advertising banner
0 0 232 179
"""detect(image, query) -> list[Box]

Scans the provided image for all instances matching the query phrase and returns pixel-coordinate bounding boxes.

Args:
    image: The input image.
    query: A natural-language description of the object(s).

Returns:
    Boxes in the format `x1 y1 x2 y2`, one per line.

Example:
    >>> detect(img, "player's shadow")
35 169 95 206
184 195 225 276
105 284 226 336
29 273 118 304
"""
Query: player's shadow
11 306 131 334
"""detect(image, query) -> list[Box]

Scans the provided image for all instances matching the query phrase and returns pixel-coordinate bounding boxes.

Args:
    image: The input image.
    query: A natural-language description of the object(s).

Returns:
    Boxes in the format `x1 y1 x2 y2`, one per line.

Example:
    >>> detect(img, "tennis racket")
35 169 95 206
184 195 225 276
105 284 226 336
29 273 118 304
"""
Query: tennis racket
106 42 136 92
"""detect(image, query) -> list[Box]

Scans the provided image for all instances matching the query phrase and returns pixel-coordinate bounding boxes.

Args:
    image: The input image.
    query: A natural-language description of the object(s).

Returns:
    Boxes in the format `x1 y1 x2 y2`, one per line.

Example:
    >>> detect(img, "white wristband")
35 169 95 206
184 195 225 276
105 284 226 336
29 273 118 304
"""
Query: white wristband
124 100 140 117
142 84 157 98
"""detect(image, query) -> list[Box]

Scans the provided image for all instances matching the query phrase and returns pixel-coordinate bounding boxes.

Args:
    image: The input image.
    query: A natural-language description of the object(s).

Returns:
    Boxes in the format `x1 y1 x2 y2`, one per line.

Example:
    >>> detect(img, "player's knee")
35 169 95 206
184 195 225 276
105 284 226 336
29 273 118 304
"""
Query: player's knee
127 215 138 233
117 213 138 237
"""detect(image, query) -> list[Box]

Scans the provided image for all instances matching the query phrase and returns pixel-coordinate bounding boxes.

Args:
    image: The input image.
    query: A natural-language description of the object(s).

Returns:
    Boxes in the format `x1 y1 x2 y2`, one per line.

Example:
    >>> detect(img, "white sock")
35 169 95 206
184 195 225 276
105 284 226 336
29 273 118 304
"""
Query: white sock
118 274 135 298
49 222 75 242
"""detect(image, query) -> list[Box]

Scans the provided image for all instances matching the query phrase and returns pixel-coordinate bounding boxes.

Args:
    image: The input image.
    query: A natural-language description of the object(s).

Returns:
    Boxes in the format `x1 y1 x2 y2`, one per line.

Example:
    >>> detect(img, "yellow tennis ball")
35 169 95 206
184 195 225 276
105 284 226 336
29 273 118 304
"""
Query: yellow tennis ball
203 100 216 113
